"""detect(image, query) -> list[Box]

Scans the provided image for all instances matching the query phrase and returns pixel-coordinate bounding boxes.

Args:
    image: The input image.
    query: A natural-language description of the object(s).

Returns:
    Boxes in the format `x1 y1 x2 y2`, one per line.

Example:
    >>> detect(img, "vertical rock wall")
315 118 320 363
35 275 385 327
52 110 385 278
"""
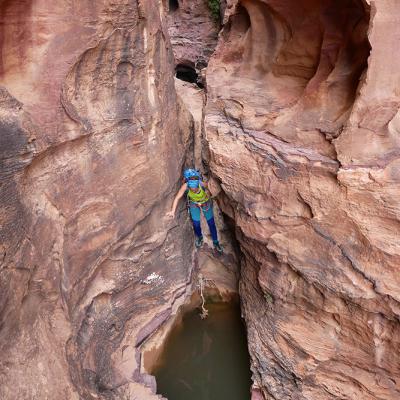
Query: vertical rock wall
0 1 194 399
166 0 220 68
2 0 400 399
205 0 400 399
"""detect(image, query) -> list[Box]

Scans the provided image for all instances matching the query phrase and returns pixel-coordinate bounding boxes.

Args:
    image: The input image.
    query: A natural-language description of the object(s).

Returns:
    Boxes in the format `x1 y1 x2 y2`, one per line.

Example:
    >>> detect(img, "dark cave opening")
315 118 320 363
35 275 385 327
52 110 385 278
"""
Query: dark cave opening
169 0 179 12
175 64 204 88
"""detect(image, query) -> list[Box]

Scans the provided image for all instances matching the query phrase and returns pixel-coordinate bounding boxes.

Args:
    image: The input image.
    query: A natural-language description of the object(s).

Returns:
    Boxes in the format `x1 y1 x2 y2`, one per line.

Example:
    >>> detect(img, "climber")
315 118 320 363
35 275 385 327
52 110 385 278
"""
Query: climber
166 168 223 253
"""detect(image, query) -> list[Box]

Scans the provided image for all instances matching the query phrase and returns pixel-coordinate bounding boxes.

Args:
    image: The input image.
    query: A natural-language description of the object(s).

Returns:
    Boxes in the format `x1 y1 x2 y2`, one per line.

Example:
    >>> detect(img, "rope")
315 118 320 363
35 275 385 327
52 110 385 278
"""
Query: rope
197 273 216 319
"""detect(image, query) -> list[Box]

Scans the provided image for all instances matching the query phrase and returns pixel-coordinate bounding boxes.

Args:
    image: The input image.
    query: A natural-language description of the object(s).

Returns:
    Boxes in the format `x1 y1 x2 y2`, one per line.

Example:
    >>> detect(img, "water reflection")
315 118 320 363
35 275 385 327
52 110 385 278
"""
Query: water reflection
154 302 252 400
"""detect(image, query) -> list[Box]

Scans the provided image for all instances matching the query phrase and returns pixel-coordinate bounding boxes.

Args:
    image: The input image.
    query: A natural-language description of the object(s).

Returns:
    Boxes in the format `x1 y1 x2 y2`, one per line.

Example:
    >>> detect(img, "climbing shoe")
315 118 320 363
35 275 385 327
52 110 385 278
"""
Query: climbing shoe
213 240 223 254
195 236 204 248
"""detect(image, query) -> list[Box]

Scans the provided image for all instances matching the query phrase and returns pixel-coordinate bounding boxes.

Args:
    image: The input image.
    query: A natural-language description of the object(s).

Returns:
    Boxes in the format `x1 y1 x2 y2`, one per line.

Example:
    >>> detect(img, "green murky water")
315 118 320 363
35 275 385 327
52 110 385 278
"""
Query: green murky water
153 302 252 400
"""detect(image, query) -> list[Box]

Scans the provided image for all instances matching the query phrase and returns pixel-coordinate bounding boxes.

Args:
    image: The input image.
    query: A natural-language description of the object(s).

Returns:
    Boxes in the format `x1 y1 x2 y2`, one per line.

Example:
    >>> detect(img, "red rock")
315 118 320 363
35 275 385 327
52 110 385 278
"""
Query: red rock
251 387 264 400
2 0 400 399
166 0 220 68
0 1 193 399
205 0 400 399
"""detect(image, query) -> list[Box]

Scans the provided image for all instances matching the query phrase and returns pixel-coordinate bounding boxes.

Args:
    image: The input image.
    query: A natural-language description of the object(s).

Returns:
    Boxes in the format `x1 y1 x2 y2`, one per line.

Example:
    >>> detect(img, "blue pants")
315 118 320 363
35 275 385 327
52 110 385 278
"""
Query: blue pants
189 200 218 242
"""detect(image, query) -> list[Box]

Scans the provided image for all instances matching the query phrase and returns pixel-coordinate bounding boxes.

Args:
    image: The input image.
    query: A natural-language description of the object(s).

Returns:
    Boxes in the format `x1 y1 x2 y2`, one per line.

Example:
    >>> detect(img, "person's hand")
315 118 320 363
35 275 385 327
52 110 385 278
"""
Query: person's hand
166 210 175 219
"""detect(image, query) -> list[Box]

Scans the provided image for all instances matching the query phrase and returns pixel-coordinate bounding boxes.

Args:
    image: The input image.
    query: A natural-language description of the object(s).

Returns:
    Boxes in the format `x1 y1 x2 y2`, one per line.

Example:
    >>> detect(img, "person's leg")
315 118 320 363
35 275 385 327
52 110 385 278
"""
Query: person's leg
203 202 219 243
189 205 203 246
202 202 223 253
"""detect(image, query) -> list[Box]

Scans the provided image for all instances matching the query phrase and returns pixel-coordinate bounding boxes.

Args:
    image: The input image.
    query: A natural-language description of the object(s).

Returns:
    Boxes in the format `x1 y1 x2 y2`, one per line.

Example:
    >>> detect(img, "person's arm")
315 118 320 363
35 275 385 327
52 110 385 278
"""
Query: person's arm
166 183 187 218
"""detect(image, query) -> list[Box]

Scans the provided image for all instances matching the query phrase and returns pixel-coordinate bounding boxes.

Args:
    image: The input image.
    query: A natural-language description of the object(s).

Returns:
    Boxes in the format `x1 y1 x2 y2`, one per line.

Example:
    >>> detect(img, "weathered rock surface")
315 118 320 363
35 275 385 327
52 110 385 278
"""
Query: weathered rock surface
3 0 400 399
166 0 220 69
205 0 400 399
0 1 196 399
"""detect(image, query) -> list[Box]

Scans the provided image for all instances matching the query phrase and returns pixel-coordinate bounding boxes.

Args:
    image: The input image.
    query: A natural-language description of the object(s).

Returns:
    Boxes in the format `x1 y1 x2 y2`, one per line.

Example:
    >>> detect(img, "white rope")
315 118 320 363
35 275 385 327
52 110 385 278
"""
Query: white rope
197 274 216 319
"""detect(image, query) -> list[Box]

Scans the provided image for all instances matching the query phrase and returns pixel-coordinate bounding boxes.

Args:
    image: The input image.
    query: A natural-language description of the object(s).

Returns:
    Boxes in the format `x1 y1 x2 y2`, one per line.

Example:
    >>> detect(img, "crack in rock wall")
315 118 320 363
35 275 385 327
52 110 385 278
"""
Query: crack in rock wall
205 0 400 399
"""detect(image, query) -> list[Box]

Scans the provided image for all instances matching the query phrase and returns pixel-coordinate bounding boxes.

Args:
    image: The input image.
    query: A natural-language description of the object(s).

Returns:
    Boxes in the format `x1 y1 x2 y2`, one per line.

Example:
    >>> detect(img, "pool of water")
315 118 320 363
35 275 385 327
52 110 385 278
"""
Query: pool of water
153 302 252 400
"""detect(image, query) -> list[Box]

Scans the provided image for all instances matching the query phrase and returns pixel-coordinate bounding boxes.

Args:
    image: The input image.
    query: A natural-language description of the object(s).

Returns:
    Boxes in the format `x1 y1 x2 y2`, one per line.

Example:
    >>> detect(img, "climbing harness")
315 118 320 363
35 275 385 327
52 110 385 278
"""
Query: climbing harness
189 199 210 209
187 199 212 218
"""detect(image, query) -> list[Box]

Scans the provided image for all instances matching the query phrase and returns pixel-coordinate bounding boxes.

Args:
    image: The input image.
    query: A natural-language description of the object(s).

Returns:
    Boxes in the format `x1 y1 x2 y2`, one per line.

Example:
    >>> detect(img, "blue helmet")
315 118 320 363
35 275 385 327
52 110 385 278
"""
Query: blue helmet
187 179 199 189
183 168 201 181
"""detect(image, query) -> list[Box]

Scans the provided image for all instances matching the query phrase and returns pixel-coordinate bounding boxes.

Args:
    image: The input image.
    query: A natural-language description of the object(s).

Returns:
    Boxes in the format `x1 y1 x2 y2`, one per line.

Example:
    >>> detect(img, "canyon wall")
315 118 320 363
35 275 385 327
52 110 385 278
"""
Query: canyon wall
0 1 196 399
2 0 400 399
205 0 400 398
166 0 220 68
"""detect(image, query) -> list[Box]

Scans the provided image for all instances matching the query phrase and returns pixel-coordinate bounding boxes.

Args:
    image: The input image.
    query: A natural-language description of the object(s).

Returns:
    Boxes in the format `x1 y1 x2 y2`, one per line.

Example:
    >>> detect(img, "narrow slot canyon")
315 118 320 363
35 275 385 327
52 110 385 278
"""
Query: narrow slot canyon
1 1 400 400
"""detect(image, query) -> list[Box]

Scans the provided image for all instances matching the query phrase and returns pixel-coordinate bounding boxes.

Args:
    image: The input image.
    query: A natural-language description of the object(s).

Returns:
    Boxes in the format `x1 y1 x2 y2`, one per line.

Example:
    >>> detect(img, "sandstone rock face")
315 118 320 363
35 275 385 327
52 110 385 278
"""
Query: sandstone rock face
166 0 220 68
3 1 400 399
205 0 400 399
0 1 195 399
